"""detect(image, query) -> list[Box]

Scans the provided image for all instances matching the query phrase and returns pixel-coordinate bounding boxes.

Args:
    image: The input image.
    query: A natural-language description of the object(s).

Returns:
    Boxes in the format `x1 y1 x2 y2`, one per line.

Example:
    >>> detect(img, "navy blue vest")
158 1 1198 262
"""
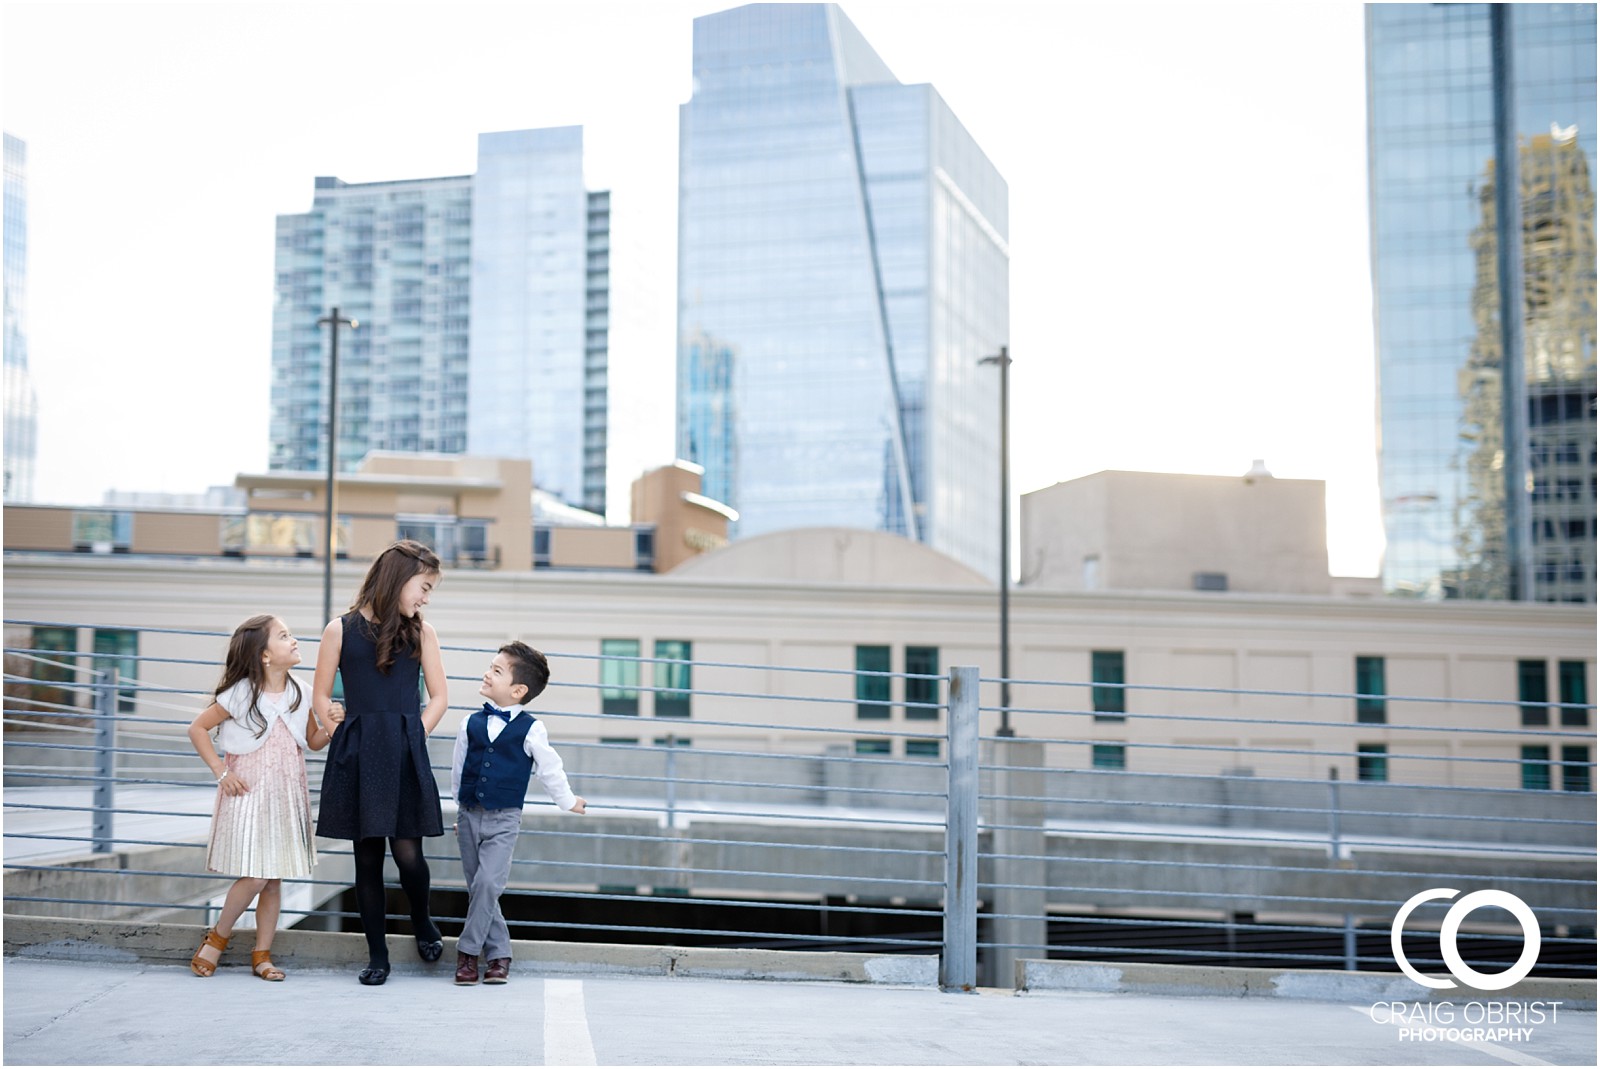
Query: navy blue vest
458 711 537 810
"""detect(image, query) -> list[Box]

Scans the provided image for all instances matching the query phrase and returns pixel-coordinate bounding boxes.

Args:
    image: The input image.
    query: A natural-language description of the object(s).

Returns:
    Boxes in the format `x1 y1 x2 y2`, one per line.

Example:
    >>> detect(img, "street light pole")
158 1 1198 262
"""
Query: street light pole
979 345 1014 737
317 307 356 627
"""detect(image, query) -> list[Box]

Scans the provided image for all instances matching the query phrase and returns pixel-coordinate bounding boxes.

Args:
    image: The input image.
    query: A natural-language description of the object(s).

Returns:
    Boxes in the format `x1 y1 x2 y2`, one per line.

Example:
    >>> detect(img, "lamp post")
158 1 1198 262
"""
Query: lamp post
978 346 1014 737
317 307 357 627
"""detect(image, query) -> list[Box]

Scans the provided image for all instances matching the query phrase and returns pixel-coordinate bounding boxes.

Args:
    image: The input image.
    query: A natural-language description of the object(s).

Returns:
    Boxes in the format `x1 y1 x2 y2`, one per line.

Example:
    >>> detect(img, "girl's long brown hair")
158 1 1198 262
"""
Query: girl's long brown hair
213 614 302 738
351 539 442 673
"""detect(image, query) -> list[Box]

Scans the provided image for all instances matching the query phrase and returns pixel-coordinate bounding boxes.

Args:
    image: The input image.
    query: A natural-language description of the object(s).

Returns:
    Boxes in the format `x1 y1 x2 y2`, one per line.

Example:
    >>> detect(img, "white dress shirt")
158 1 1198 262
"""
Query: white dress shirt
450 702 579 811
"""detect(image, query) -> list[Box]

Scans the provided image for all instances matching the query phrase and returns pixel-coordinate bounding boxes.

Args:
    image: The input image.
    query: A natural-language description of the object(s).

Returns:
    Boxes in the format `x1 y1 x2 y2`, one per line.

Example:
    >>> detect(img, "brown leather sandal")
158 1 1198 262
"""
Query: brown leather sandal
251 949 285 981
190 928 229 977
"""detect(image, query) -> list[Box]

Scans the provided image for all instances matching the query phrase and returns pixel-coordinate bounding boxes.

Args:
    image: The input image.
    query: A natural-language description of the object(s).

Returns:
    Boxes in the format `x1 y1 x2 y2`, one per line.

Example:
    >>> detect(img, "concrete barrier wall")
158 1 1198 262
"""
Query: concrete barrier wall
1026 768 1597 847
10 731 1593 850
14 809 1589 931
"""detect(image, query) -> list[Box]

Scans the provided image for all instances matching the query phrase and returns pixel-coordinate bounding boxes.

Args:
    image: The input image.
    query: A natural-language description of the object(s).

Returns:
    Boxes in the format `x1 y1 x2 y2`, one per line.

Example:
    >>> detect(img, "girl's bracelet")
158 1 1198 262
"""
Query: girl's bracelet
216 769 230 784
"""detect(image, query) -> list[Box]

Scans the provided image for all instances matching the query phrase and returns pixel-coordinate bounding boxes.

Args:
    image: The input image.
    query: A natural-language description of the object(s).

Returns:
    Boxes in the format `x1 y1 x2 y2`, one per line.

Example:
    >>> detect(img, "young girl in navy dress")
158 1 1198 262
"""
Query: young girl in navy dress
186 615 343 980
314 539 449 985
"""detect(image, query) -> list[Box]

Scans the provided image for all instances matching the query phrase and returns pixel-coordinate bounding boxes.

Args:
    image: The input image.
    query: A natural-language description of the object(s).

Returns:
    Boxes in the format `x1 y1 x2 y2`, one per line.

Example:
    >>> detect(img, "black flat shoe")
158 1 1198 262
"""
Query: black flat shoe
416 938 443 963
357 963 390 986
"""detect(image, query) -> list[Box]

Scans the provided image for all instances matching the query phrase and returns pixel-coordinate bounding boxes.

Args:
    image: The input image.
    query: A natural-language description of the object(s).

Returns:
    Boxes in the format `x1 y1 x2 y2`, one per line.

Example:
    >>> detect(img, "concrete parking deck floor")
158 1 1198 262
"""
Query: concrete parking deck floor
4 955 1596 1067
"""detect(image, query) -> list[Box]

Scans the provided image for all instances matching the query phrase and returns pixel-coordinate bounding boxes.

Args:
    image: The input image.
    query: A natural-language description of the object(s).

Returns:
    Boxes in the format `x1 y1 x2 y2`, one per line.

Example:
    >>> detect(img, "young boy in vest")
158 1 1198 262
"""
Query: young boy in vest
450 640 586 985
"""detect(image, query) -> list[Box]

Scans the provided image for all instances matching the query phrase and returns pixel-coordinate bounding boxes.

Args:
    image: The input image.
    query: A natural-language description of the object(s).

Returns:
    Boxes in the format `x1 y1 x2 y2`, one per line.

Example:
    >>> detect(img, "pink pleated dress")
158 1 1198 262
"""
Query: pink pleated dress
206 686 318 879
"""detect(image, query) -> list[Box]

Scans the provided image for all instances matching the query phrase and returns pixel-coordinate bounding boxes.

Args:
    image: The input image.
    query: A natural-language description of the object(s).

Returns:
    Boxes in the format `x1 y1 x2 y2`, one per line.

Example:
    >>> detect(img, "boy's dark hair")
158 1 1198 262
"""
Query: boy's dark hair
500 641 550 701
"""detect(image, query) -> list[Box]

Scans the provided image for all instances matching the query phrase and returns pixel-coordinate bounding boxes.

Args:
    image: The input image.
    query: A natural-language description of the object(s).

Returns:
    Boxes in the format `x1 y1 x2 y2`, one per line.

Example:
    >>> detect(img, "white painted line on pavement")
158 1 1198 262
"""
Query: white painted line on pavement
544 978 598 1066
1461 1041 1554 1066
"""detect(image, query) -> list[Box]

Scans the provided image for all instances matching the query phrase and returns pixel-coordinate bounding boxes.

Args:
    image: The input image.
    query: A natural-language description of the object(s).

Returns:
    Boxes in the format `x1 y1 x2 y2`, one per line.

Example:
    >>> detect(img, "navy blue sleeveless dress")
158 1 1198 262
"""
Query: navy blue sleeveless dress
316 612 444 840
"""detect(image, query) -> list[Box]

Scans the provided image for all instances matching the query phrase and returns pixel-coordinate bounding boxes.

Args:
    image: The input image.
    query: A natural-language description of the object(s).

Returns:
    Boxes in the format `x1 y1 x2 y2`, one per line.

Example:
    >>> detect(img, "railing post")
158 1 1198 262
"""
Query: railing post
664 734 678 829
1327 765 1341 861
942 665 979 992
92 666 117 854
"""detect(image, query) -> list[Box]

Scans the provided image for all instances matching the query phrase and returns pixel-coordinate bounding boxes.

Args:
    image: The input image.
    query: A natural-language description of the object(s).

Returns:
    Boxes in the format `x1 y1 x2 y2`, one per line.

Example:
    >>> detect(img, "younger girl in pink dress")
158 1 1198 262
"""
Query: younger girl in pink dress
185 614 343 980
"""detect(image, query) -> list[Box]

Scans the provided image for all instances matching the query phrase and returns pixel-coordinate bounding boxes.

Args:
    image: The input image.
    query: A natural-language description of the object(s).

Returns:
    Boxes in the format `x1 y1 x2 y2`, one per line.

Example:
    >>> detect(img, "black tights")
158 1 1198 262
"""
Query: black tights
352 836 439 965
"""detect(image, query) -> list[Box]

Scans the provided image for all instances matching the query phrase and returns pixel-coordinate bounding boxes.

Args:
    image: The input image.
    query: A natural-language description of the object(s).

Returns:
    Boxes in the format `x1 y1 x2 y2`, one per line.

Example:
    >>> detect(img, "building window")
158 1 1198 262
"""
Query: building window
599 737 639 746
71 510 132 553
854 738 891 755
653 640 691 718
533 526 551 568
905 739 941 759
6 626 77 726
856 646 891 719
1357 744 1388 782
1518 660 1549 726
223 512 341 557
1355 656 1386 724
1521 745 1551 790
1558 661 1589 727
92 629 138 713
600 639 639 715
395 519 453 560
904 646 939 720
1091 744 1126 771
652 735 691 747
1092 651 1125 721
634 527 656 571
1560 746 1591 793
1192 571 1228 592
458 520 490 565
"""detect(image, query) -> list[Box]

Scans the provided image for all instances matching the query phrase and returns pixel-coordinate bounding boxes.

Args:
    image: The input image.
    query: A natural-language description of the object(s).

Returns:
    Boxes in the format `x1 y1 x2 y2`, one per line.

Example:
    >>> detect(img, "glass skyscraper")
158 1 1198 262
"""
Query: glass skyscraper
271 127 609 513
676 3 1010 577
4 132 37 502
1367 3 1596 602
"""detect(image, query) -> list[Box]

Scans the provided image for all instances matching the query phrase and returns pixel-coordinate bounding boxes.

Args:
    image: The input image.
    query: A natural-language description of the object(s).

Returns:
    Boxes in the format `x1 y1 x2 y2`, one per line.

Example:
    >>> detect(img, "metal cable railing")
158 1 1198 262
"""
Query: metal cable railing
969 694 1596 984
3 620 1595 990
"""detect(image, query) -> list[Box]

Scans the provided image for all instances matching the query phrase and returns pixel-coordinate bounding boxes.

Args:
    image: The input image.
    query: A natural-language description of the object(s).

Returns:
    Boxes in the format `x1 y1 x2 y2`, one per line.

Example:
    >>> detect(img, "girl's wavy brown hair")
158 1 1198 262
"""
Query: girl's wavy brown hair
213 614 301 738
351 540 442 673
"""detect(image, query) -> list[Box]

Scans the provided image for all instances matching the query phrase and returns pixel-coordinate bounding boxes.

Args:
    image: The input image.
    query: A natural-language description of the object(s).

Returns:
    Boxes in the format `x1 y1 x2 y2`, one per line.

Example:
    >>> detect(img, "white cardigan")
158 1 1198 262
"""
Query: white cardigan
213 679 311 755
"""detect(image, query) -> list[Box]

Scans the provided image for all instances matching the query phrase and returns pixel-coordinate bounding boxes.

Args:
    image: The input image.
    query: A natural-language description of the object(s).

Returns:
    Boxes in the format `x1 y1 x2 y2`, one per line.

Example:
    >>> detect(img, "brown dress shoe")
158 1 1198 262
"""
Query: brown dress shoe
454 952 479 985
483 957 510 984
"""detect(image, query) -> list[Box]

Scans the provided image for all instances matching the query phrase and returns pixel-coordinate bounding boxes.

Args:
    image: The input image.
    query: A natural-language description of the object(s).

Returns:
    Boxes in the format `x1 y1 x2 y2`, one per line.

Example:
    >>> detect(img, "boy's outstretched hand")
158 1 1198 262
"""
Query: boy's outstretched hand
570 796 587 815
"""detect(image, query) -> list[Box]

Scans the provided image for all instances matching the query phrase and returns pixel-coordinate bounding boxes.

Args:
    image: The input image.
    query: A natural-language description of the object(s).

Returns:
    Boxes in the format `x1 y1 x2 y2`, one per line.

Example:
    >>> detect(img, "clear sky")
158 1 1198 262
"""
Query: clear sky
2 0 1385 576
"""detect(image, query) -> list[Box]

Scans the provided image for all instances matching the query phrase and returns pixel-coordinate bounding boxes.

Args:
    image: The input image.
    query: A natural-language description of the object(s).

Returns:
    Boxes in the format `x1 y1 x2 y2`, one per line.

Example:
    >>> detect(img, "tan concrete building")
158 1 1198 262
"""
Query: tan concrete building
1020 466 1377 596
3 528 1591 790
1 455 732 576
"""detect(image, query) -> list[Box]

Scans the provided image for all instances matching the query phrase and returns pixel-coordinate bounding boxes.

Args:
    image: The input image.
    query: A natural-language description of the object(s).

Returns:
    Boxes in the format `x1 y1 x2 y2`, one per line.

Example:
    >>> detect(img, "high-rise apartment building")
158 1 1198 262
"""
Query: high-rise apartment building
271 127 608 513
676 3 1009 577
1367 3 1596 602
4 132 38 502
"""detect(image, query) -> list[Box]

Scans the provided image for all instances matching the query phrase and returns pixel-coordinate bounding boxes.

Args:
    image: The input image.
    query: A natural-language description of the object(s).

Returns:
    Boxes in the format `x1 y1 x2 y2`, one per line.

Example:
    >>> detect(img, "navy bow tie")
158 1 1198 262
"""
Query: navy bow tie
481 703 513 722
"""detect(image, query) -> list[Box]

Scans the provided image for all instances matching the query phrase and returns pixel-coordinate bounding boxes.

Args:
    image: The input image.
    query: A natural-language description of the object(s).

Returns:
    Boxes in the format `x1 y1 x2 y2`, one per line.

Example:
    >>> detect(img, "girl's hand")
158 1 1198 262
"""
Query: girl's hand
570 796 587 815
327 701 345 727
217 768 249 796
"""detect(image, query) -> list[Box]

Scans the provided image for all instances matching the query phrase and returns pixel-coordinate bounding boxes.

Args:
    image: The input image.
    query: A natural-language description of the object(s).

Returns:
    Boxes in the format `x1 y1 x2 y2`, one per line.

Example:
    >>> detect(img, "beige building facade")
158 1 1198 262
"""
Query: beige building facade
1021 467 1371 596
3 528 1591 791
2 455 731 575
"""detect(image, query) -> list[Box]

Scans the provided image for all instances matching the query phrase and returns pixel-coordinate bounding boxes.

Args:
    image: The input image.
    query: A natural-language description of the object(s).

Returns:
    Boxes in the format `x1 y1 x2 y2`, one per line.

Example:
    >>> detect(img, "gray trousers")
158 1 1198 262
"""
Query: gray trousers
455 806 522 960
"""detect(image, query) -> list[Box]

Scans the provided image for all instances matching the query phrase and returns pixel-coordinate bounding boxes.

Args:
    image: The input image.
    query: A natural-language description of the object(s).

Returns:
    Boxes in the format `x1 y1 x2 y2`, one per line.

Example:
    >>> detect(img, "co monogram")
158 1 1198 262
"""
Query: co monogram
1390 888 1542 991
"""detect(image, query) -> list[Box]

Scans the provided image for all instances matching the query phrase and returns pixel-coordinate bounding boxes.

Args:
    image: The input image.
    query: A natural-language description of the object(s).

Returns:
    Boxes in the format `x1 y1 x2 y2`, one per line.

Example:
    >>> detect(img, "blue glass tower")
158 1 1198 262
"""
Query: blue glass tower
1367 3 1596 602
271 128 609 513
469 128 611 513
676 3 1009 576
